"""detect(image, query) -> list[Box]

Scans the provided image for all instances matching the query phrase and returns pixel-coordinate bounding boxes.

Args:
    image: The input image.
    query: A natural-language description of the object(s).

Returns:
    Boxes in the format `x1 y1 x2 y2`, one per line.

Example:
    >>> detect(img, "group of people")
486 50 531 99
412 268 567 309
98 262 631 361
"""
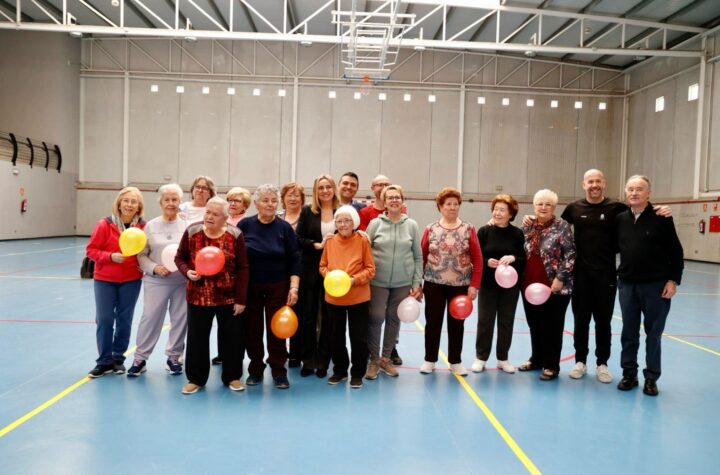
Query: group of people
86 168 683 396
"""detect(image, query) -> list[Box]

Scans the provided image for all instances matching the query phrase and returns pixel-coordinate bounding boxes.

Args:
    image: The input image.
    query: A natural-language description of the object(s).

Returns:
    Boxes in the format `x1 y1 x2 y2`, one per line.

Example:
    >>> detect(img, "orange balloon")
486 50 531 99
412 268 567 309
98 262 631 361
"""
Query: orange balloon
271 305 298 339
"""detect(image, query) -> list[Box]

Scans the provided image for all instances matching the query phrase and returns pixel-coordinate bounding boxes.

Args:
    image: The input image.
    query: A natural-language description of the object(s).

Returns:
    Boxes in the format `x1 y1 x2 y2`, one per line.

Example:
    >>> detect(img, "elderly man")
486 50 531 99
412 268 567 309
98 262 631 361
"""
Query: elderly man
562 169 671 384
358 175 392 231
615 175 683 396
338 172 366 211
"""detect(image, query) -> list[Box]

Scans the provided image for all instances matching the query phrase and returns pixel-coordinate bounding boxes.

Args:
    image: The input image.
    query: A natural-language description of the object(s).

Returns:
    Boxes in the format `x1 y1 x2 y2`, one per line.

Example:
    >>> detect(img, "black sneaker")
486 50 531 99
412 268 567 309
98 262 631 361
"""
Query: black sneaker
127 360 147 377
211 355 222 365
327 374 348 385
113 360 126 375
390 347 403 366
350 377 363 389
246 374 264 386
315 368 328 378
166 358 183 375
88 364 114 378
273 375 290 389
300 366 315 377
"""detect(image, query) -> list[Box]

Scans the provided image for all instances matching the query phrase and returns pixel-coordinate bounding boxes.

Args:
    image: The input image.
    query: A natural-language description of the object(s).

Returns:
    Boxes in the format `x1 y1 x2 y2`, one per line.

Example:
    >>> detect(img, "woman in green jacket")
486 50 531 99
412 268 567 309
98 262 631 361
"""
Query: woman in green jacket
365 185 423 379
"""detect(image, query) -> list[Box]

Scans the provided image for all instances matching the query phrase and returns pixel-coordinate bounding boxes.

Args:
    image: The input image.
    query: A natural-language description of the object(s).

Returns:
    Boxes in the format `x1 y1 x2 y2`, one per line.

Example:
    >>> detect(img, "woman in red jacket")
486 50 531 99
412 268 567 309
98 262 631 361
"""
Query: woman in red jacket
86 187 146 378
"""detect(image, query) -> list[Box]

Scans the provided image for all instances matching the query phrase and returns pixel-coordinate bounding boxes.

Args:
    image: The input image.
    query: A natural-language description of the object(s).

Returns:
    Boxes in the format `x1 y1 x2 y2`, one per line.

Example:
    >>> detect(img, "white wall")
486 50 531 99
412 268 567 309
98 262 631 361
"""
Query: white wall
0 31 80 239
75 39 623 234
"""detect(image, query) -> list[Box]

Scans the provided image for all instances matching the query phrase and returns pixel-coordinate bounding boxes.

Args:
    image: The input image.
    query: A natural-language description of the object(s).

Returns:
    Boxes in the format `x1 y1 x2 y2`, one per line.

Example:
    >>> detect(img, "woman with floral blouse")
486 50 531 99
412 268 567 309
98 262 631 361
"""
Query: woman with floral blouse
519 189 576 381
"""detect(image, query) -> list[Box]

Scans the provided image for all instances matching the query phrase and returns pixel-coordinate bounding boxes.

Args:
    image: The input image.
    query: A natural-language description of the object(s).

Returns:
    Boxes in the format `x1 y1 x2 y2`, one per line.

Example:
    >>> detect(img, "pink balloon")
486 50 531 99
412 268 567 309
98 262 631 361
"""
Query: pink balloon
524 283 551 305
397 296 420 323
495 264 518 289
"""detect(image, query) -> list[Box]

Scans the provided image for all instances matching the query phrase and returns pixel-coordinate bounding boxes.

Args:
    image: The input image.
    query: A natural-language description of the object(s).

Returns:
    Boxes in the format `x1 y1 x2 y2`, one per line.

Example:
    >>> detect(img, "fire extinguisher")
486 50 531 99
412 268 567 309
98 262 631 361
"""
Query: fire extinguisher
699 219 706 234
20 198 28 214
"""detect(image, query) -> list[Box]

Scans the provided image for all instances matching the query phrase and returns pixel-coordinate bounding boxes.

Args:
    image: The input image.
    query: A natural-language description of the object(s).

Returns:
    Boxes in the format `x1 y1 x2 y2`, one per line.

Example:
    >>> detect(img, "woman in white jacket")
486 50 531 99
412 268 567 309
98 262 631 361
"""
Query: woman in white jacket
128 184 188 377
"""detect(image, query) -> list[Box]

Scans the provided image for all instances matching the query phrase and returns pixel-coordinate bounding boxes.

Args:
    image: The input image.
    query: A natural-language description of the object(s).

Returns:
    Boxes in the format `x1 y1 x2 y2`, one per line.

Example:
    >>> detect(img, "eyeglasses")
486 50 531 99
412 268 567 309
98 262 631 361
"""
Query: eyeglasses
227 199 243 204
385 196 402 201
335 219 354 225
194 185 210 192
373 183 391 188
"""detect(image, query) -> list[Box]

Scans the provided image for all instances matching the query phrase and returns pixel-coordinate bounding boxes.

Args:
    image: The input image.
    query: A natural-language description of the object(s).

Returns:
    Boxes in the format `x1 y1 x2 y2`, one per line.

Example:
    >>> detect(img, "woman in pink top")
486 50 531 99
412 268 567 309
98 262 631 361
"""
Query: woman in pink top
420 187 483 376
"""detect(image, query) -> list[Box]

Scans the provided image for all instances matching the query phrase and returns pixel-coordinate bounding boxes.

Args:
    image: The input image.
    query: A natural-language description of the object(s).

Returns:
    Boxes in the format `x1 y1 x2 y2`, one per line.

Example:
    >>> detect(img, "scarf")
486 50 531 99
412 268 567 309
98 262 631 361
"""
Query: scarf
527 216 555 255
110 214 142 234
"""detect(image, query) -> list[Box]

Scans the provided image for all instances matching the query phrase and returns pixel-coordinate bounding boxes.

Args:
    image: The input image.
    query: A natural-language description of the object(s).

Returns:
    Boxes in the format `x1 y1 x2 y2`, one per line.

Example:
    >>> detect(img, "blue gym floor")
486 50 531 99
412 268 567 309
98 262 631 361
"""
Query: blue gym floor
0 237 718 474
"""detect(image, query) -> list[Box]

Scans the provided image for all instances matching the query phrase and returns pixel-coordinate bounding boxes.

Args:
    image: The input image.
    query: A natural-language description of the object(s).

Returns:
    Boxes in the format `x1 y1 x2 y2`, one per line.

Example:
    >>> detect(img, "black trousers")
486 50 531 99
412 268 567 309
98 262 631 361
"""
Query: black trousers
186 303 244 386
521 293 571 372
423 281 468 365
293 267 332 370
475 285 520 361
327 302 369 379
571 268 616 366
244 281 289 378
618 279 671 381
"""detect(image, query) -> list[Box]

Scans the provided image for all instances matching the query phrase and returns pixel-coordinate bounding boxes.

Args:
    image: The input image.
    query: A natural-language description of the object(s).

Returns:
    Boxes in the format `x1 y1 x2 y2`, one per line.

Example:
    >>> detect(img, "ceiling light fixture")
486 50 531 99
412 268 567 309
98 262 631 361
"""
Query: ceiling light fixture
69 31 83 38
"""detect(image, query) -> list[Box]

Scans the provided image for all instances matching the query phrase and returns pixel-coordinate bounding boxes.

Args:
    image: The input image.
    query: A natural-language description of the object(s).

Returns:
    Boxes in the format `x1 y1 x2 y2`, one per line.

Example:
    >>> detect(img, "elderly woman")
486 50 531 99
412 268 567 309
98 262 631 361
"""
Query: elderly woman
319 205 375 388
175 197 249 394
365 185 422 380
420 187 483 376
519 189 576 381
226 187 251 227
238 184 301 389
279 182 305 232
180 175 216 223
86 187 146 378
473 194 526 374
295 175 340 378
128 184 188 377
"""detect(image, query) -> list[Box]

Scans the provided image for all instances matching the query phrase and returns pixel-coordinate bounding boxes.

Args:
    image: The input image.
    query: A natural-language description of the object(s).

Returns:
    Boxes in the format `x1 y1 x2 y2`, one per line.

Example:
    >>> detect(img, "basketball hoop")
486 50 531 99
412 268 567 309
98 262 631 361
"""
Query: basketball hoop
359 75 372 96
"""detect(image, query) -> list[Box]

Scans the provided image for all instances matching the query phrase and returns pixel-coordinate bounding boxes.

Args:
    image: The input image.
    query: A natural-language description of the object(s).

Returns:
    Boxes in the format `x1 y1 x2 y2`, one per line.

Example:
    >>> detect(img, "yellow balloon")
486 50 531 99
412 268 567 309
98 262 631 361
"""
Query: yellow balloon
324 269 352 297
119 228 147 256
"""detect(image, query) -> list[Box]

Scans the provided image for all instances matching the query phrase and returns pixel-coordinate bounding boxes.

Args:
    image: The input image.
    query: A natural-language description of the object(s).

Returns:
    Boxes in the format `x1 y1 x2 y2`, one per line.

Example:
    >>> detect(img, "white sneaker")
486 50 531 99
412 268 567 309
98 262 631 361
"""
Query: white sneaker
419 361 436 374
596 364 613 383
569 362 587 379
449 363 468 376
497 360 516 374
471 359 486 373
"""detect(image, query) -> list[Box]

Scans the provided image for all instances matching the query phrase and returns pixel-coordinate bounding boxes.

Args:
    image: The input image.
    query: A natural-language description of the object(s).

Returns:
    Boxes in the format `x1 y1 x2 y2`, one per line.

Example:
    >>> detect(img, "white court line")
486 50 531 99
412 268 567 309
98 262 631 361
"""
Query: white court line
0 245 86 258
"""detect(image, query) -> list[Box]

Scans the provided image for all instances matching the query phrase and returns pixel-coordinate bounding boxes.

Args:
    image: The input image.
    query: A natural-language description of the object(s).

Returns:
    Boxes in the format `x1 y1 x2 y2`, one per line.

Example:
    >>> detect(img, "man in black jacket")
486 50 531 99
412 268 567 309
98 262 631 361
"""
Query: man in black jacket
615 175 684 396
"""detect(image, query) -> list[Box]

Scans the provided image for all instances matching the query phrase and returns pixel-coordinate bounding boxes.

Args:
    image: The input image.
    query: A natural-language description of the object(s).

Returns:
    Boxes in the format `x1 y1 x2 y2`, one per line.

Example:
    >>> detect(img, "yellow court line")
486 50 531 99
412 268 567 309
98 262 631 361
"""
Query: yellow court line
414 320 542 475
612 315 720 357
0 324 171 438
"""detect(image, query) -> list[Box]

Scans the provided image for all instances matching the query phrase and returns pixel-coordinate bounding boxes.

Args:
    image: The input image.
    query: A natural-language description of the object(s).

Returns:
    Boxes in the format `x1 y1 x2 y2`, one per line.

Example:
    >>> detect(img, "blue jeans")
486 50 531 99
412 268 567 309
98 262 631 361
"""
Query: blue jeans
618 279 671 381
94 279 142 365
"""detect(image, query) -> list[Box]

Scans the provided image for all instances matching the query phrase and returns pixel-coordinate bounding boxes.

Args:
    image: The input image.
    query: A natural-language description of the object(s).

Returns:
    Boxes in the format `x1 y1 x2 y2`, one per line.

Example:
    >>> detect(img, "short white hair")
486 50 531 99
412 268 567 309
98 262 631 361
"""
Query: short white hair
626 174 651 191
533 189 558 206
157 183 183 203
206 196 229 217
253 184 280 202
334 205 361 230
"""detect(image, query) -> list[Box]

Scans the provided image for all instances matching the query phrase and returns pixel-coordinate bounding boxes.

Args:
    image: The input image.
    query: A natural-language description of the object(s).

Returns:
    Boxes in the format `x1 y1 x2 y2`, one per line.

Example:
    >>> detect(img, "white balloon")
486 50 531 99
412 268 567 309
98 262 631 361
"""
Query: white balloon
161 244 179 272
397 296 421 323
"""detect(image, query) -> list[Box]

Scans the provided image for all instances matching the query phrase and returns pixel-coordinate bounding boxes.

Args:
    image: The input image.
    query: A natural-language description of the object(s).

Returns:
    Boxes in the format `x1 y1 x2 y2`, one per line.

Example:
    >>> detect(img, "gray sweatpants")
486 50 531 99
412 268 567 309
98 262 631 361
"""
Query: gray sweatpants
367 285 410 360
134 278 188 362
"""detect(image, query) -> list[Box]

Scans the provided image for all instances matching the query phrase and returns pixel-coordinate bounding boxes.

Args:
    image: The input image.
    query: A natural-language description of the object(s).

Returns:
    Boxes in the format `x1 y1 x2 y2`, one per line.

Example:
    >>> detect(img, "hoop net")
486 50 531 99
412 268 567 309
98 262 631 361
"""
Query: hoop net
359 76 372 96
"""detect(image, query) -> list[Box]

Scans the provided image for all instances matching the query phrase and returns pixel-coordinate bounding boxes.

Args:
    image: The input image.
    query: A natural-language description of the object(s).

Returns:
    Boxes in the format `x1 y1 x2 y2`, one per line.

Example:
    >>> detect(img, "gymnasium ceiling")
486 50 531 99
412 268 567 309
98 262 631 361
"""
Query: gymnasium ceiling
1 0 719 72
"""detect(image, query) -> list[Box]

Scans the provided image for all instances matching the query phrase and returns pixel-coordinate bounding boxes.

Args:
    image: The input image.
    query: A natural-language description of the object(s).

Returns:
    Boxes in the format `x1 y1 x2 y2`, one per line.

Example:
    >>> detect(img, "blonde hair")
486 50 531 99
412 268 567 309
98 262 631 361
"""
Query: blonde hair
113 187 144 219
226 187 252 208
381 184 404 203
310 175 340 214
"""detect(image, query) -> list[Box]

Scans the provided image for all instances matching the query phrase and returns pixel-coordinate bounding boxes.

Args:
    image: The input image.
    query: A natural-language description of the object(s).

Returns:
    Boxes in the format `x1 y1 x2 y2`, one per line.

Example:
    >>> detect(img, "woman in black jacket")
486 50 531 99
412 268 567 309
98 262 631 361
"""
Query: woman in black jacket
294 175 339 377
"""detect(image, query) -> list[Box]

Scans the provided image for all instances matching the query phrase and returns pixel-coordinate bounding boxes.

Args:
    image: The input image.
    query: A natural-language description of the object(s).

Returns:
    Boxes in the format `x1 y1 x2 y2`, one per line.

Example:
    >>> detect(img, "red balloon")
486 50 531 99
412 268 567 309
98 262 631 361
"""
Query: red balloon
195 246 225 276
449 295 473 320
271 306 298 339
